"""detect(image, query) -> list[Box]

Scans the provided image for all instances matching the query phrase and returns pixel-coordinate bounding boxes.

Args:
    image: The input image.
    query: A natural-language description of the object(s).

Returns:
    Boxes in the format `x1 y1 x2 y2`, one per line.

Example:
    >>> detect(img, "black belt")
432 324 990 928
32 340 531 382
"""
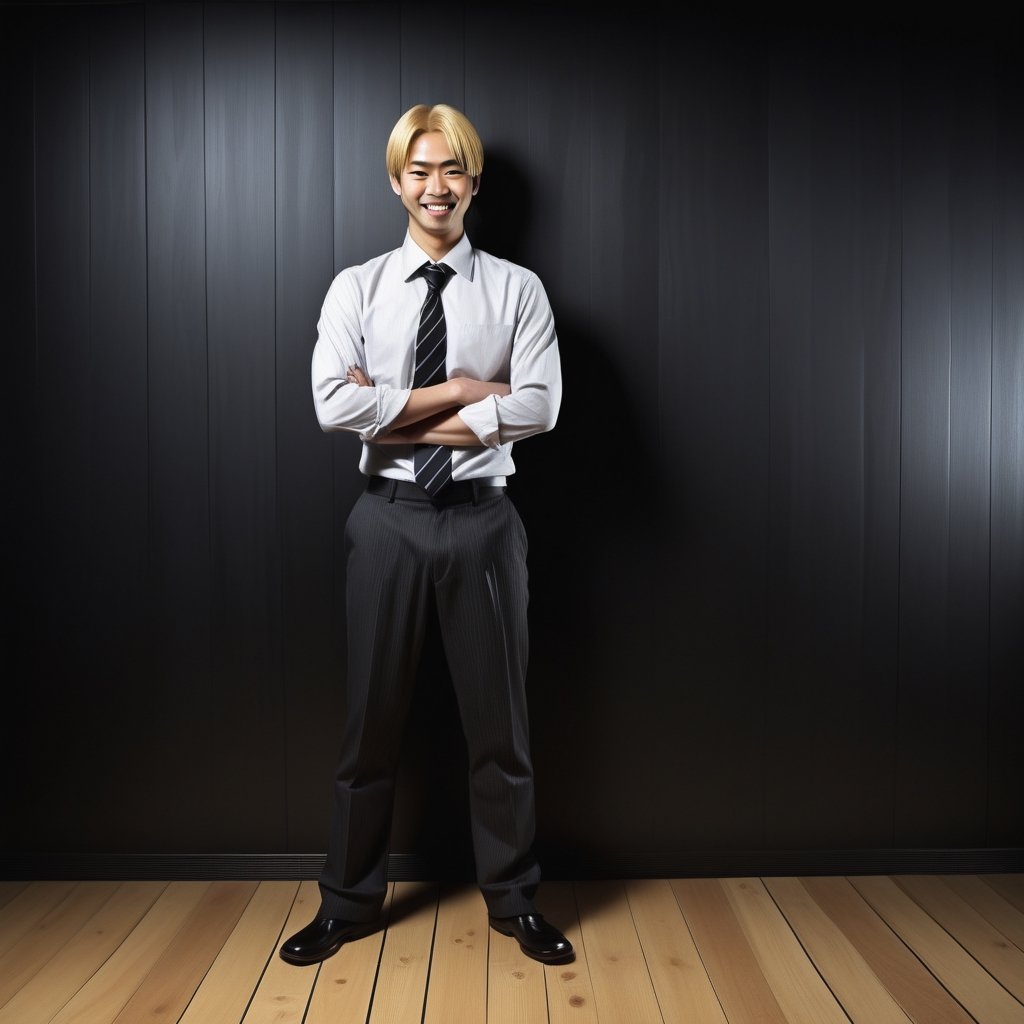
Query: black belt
366 475 506 506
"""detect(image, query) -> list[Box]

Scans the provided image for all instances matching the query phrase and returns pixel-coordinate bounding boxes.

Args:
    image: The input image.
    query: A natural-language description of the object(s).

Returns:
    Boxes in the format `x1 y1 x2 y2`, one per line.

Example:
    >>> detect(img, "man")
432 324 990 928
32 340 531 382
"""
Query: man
279 103 571 968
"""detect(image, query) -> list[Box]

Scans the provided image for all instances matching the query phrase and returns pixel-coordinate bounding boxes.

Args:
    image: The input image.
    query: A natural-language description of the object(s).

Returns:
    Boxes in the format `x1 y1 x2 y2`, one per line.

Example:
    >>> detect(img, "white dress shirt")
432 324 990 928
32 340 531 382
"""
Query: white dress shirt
311 230 562 484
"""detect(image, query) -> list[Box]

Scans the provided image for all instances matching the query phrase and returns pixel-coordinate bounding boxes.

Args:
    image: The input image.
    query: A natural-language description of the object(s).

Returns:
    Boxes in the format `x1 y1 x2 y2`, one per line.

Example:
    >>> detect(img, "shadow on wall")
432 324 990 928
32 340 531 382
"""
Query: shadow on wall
393 151 671 873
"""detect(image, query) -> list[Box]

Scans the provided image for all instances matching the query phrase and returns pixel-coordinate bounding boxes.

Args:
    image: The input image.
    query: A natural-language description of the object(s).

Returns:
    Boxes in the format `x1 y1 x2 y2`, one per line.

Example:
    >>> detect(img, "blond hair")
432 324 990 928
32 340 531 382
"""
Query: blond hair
386 104 484 180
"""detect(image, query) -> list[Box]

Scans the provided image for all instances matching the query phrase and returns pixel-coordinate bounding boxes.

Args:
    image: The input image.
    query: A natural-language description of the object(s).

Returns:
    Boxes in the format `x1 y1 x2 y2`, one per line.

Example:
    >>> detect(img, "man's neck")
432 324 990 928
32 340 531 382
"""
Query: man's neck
408 222 462 264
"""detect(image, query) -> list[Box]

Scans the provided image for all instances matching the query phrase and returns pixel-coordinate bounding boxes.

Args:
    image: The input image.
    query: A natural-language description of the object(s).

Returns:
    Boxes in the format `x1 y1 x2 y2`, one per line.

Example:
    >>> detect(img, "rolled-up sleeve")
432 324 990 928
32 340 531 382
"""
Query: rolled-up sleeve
311 271 410 439
458 271 562 449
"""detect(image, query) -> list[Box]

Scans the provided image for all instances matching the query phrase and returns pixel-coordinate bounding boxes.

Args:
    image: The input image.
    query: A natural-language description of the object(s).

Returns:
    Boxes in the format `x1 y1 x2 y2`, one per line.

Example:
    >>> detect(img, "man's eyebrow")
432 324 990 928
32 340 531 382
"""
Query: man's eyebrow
409 159 464 168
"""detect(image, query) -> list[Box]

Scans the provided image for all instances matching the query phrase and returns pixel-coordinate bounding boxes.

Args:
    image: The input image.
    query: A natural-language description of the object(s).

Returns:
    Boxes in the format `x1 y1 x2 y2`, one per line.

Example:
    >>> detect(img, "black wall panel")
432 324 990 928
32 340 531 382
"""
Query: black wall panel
29 6 94 850
658 22 770 851
765 27 902 849
146 2 212 847
1 3 38 851
276 1 336 851
897 34 993 845
88 3 150 849
990 38 1024 846
203 2 284 847
559 15 662 861
4 3 1022 872
399 3 462 113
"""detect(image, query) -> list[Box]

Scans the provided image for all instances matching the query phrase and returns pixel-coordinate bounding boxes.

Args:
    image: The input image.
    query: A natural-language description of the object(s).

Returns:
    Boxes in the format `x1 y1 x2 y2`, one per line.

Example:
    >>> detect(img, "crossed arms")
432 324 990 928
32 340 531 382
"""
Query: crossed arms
311 266 560 448
344 365 508 446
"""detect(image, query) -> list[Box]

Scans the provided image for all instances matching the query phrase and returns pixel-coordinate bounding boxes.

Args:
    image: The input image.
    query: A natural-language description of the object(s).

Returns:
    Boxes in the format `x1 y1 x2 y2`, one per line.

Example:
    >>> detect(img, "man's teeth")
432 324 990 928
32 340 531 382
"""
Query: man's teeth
426 204 452 211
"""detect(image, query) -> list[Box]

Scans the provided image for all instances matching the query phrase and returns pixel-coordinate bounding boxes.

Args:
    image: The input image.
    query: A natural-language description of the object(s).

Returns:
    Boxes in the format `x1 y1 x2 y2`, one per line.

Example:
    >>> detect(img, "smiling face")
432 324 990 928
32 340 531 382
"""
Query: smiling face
390 130 480 257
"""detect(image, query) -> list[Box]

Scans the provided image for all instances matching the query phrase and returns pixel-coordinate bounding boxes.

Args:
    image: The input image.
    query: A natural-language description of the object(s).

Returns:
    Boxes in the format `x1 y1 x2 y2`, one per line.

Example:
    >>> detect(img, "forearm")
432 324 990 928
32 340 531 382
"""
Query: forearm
460 384 560 448
387 381 461 431
374 409 483 446
348 370 509 442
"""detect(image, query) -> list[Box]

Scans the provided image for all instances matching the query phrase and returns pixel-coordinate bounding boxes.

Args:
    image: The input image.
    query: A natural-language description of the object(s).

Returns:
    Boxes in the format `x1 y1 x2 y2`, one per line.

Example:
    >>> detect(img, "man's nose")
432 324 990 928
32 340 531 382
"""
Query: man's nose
427 173 450 195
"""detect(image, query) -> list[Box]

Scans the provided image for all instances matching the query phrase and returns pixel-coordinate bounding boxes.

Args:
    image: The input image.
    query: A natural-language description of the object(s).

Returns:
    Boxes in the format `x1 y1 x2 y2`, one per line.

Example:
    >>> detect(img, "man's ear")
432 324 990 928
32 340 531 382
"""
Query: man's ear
390 175 401 196
471 173 481 196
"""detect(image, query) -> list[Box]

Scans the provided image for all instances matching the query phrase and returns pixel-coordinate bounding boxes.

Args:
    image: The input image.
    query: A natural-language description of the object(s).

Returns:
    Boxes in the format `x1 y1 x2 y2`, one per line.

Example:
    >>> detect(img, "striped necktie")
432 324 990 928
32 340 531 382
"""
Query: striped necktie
412 261 454 495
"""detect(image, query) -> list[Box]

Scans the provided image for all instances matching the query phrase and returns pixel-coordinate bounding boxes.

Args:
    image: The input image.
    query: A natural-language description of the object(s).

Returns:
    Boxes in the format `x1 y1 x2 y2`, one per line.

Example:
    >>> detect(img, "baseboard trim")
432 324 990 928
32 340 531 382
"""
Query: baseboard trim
1 848 1021 880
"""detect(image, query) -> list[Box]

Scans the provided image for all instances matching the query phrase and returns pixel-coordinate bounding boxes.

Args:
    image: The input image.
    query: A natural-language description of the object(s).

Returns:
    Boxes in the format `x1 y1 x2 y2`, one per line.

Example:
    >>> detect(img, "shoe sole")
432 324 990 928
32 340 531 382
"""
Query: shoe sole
278 923 378 966
488 921 576 965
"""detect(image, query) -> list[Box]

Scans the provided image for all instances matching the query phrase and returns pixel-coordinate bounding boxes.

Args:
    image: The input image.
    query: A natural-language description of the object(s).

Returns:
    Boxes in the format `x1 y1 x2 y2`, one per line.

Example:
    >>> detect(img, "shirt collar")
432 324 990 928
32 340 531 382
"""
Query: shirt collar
401 229 475 283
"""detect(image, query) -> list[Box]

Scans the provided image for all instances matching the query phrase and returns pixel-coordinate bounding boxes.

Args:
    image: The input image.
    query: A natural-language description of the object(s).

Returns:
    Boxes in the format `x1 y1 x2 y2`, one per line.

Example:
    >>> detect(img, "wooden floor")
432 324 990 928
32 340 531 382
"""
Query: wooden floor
1 874 1023 1023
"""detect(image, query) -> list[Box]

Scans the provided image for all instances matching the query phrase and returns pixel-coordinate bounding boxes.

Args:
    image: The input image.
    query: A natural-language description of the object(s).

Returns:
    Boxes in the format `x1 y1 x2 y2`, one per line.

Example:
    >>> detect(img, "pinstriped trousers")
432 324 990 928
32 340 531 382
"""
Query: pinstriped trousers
317 484 542 922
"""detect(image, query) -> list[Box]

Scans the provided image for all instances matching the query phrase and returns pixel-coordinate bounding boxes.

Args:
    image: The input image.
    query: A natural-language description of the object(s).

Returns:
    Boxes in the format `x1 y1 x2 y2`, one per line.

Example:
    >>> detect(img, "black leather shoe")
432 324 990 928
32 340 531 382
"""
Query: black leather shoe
278 916 378 966
488 912 575 964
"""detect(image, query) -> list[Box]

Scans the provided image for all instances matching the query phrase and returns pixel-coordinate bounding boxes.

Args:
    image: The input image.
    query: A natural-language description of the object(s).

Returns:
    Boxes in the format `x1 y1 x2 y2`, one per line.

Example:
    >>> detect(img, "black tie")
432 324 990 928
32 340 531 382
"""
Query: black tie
412 262 454 495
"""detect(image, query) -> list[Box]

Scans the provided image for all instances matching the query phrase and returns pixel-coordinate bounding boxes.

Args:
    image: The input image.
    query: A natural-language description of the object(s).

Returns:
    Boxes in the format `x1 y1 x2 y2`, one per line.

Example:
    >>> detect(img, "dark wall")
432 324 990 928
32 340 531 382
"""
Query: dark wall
3 2 1022 872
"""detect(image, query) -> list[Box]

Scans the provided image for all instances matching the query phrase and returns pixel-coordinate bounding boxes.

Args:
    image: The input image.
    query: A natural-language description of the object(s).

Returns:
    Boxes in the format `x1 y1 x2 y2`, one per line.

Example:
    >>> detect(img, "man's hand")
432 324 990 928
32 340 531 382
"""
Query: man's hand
346 365 373 387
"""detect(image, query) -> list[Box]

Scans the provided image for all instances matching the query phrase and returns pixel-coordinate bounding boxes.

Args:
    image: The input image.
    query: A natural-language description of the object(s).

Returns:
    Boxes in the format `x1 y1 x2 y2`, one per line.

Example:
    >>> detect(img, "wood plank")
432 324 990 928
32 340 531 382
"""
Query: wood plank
9 873 1023 1024
368 881 438 1024
722 877 849 1024
424 884 488 1024
486 923 547 1024
800 876 973 1024
625 878 727 1024
241 880 322 1023
178 880 299 1024
306 882 394 1024
0 882 119 1007
672 878 788 1024
763 876 911 1024
849 875 1024 1023
0 882 79 956
0 883 165 1024
48 882 210 1024
985 875 1024 914
942 875 1024 951
111 881 257 1023
575 880 663 1023
0 883 29 913
894 874 1024 1002
536 881 598 1024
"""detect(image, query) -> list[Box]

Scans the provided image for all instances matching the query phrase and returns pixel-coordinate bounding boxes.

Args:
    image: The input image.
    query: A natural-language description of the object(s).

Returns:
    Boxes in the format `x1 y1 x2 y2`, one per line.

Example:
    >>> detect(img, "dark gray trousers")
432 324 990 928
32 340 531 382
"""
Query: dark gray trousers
317 483 541 921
